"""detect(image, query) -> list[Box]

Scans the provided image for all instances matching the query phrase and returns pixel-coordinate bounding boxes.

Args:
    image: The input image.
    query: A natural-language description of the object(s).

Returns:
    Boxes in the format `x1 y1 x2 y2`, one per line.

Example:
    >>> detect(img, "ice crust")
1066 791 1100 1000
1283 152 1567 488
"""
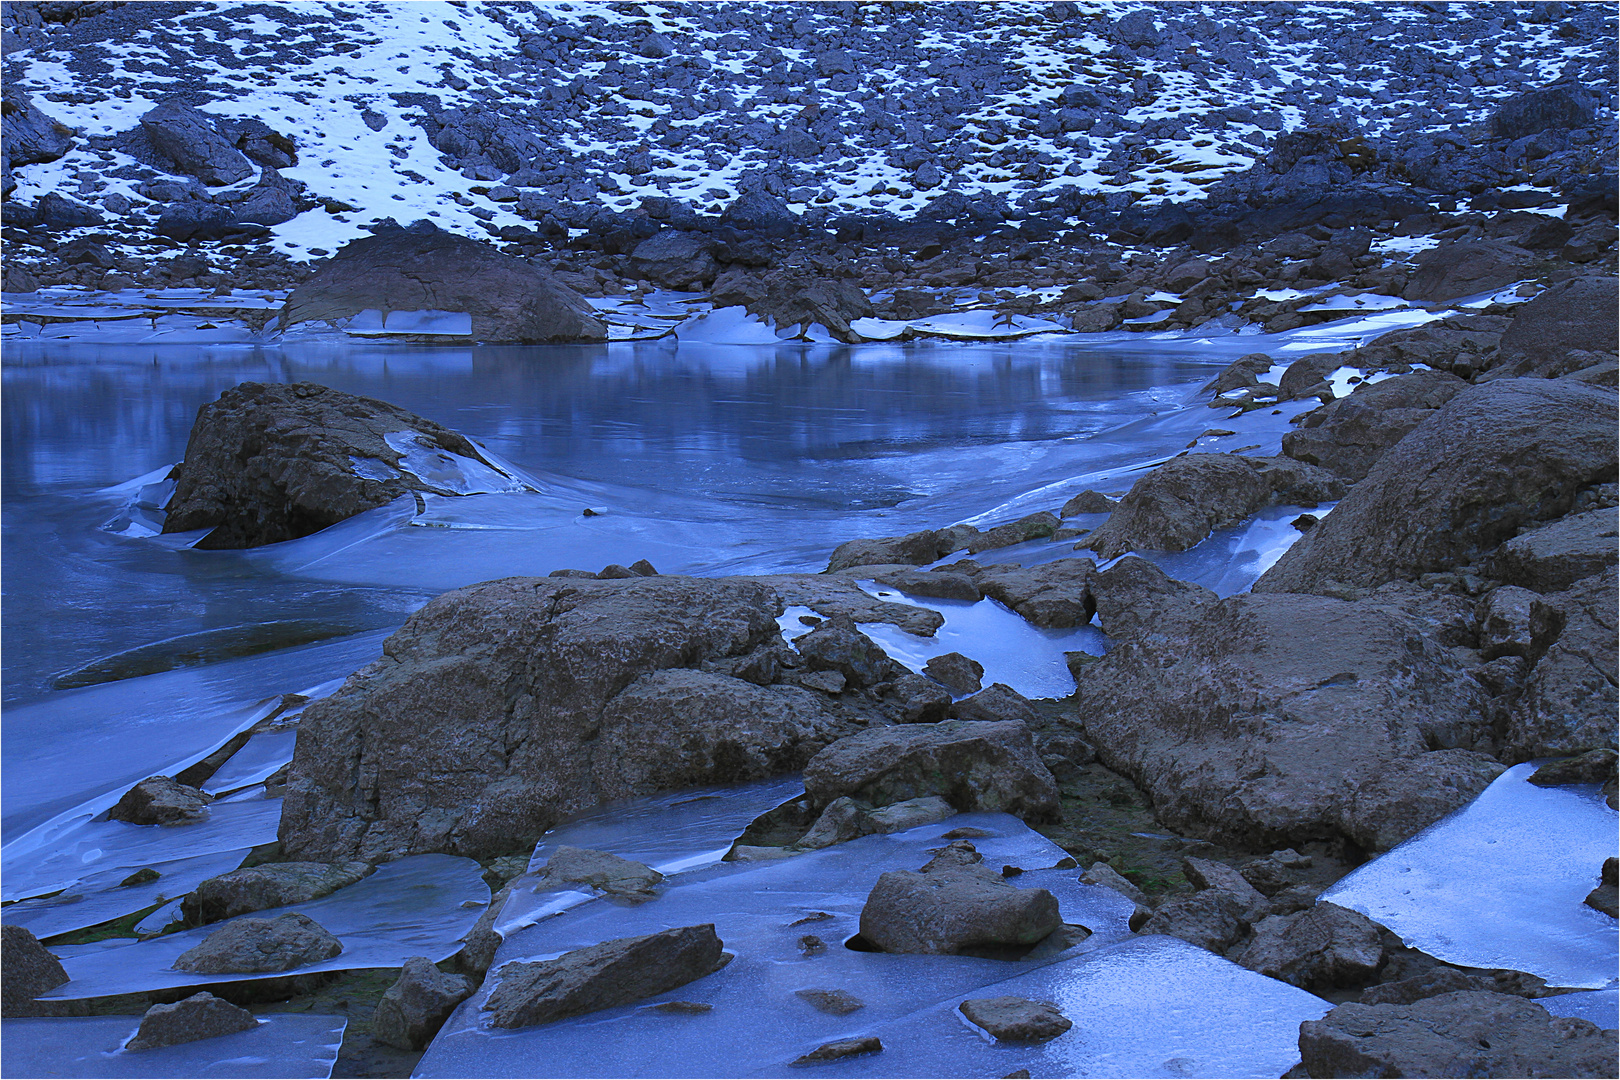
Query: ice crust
1321 763 1619 989
1542 989 1620 1030
382 431 527 495
0 1014 346 1079
0 847 252 941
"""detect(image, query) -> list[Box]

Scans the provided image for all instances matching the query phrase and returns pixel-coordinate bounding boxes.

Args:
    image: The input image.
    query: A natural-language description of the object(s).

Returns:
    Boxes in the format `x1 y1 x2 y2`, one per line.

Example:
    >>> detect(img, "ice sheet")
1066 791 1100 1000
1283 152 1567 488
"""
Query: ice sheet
0 847 251 941
383 431 526 495
1321 763 1618 989
1542 989 1619 1030
42 854 489 1000
0 1014 345 1079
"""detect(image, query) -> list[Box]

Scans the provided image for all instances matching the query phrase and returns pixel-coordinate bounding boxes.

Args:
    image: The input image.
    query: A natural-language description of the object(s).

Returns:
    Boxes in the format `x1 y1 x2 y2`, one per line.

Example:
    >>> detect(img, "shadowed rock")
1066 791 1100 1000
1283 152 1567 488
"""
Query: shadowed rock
373 957 472 1051
173 912 342 974
125 992 257 1050
138 100 255 186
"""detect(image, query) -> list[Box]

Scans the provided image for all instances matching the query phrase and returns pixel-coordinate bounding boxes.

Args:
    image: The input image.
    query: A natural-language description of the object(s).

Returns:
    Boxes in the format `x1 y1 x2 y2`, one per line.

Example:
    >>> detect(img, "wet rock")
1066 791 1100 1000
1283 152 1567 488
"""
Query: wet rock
1487 277 1618 380
859 842 1062 955
1236 903 1386 989
795 988 864 1015
181 861 372 925
173 912 343 974
108 775 212 825
826 526 979 571
923 652 984 694
1340 750 1508 852
125 992 257 1050
1061 489 1118 516
164 381 513 549
279 221 605 343
804 720 1060 822
949 683 1036 724
959 996 1072 1042
974 559 1098 628
1584 856 1617 918
792 1036 882 1064
1281 371 1469 482
485 924 725 1028
627 230 718 291
1402 240 1537 303
792 615 897 688
1297 991 1617 1079
1528 749 1618 787
1 925 70 1017
2 87 75 165
1502 568 1618 762
1083 455 1345 560
871 568 981 602
372 957 473 1051
1138 891 1251 953
1258 379 1617 596
539 846 663 900
138 99 254 185
1486 508 1619 593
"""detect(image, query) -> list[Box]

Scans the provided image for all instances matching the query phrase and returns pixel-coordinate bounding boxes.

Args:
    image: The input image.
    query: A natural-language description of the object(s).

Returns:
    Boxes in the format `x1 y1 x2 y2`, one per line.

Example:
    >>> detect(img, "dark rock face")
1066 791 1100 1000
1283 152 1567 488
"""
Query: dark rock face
163 381 510 549
1503 568 1619 762
627 230 718 290
2 88 75 165
1297 991 1617 1079
958 996 1072 1042
1236 903 1386 989
1401 240 1537 303
1486 508 1619 593
173 912 343 974
1083 455 1344 560
710 265 874 343
1490 84 1598 141
1487 277 1619 380
125 992 258 1050
180 861 372 926
1585 857 1618 918
1282 371 1469 482
858 842 1063 955
1 925 70 1017
279 575 857 863
372 957 472 1051
278 222 605 343
485 924 725 1028
138 100 255 186
1258 380 1618 596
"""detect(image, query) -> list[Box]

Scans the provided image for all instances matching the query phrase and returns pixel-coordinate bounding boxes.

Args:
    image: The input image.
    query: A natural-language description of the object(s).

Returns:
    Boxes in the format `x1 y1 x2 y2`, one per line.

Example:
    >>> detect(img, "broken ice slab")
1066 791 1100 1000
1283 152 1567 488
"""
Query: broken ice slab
1542 989 1619 1030
0 1014 345 1079
384 430 528 495
1321 763 1619 989
202 730 299 795
40 854 488 1000
1 847 251 941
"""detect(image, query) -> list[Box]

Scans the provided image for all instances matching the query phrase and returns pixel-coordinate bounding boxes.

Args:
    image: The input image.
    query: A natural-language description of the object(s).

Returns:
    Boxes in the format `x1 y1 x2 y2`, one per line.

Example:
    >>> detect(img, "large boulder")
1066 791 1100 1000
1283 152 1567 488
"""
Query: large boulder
710 265 875 343
372 957 472 1051
125 993 258 1051
1 87 75 165
163 381 519 549
1401 240 1537 303
1502 568 1618 762
1485 508 1619 593
1083 454 1345 560
1257 379 1618 596
278 221 606 343
1297 991 1617 1079
278 575 858 863
858 841 1063 955
173 912 343 974
1490 84 1598 141
1487 277 1619 380
627 230 718 291
1 925 69 1017
1077 558 1489 850
180 861 373 926
138 100 255 186
232 168 301 227
1281 371 1470 482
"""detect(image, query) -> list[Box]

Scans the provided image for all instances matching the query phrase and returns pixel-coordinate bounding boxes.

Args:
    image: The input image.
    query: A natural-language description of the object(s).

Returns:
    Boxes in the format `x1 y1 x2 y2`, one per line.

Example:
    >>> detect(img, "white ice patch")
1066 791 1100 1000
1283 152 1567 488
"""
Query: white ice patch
673 305 780 345
383 430 526 495
348 455 399 482
1298 293 1409 314
0 1014 346 1079
1542 989 1619 1030
909 310 1068 339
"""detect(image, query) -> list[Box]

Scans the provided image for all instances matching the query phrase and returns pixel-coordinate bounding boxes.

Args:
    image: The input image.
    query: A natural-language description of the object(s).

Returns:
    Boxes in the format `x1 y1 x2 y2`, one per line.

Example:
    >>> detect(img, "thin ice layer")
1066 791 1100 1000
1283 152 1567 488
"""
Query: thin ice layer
383 431 526 495
1542 989 1620 1030
1321 763 1619 989
0 1014 346 1079
1 847 251 941
203 731 299 795
41 855 489 1000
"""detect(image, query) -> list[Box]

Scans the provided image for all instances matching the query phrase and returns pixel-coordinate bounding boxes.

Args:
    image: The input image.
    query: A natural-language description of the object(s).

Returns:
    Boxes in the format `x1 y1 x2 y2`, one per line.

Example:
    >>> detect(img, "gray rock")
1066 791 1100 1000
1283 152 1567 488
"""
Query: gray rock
1359 966 1485 1006
1236 903 1386 989
949 683 1035 724
1402 240 1537 303
710 264 873 343
1139 891 1251 953
923 652 984 694
125 992 257 1051
967 512 1061 553
1079 862 1148 906
1084 455 1345 560
627 230 718 291
826 526 980 571
485 924 725 1028
1258 380 1617 595
1282 371 1469 482
1486 508 1619 593
872 568 981 602
108 775 212 825
181 861 372 925
803 720 1060 822
1182 856 1269 917
796 795 955 850
2 87 75 165
1061 489 1118 516
795 988 864 1015
1477 585 1542 661
637 32 674 59
173 912 343 974
1528 749 1618 787
859 841 1062 955
1491 84 1597 140
539 846 663 900
792 1036 882 1064
1504 568 1618 761
792 616 896 689
959 996 1072 1042
1 925 69 1017
232 169 300 227
865 795 955 834
279 221 605 343
372 957 472 1051
1488 277 1618 380
1298 991 1617 1079
974 559 1098 628
1277 353 1347 401
1340 750 1507 852
138 100 255 186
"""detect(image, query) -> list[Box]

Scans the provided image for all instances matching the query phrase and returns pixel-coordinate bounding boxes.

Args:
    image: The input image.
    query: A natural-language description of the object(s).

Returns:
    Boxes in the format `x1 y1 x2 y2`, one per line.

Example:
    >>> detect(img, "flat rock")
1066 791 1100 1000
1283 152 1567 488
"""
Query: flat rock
173 912 343 974
1281 371 1469 482
959 996 1072 1042
1236 903 1386 989
373 956 472 1051
1 925 69 1017
539 846 663 900
181 861 372 925
107 775 212 825
125 992 257 1050
858 842 1062 955
872 568 981 602
792 1036 882 1064
949 683 1036 724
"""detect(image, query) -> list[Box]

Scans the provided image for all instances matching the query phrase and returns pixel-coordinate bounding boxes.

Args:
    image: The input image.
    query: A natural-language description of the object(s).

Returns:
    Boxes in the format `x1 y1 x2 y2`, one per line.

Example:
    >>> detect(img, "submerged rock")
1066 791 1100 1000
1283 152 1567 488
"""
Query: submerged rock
181 861 372 925
108 775 212 825
125 992 257 1051
372 957 473 1051
791 1036 882 1064
858 840 1062 955
0 925 70 1017
958 996 1072 1043
795 988 865 1016
172 912 343 974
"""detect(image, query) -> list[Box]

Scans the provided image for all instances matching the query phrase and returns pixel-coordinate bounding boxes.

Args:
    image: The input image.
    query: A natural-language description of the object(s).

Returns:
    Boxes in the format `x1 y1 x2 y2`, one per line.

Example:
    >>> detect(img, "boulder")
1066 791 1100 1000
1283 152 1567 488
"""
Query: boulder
795 795 955 850
1485 508 1619 592
1083 455 1345 559
125 992 258 1050
791 616 897 688
1 88 75 165
1138 891 1251 953
181 861 372 926
138 100 255 186
1402 240 1537 303
485 924 725 1028
1257 380 1618 596
949 683 1036 724
1281 371 1470 482
173 912 343 974
627 230 718 291
958 997 1072 1042
163 381 518 549
1340 750 1507 852
1477 585 1542 660
802 720 1060 822
973 559 1098 628
538 846 663 901
278 221 605 343
1297 991 1617 1079
1277 353 1346 401
232 168 300 227
1502 568 1619 761
1490 84 1597 141
372 957 473 1051
108 775 212 825
31 191 102 229
1235 903 1386 989
967 512 1060 553
1 925 69 1017
826 525 979 571
710 265 874 343
858 842 1063 955
216 117 297 169
155 201 253 243
1487 277 1619 380
279 575 857 863
922 652 983 695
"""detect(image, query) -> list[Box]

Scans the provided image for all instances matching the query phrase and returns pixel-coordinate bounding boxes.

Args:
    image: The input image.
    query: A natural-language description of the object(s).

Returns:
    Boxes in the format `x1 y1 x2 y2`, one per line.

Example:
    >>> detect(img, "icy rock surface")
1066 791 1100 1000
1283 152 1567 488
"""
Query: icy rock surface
0 1014 345 1079
1 848 253 941
1321 763 1619 989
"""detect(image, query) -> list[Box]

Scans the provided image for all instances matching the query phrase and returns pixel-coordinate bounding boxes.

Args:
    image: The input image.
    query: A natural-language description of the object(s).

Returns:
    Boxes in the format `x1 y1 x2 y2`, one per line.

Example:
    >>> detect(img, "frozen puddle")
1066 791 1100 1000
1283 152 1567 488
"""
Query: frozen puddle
1322 763 1619 989
39 855 488 1000
418 811 1328 1078
1 1014 345 1079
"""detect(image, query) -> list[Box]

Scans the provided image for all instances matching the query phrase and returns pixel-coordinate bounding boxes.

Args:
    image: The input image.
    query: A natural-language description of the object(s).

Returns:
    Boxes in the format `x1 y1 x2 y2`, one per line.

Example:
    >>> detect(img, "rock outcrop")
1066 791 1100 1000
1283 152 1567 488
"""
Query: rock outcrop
1400 240 1536 303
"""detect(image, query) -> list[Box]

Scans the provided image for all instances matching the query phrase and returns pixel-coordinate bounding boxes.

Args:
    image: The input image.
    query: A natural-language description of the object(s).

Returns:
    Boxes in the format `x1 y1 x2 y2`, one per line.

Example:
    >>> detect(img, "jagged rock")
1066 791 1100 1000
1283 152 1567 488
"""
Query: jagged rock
1402 240 1537 303
973 559 1098 628
539 846 663 900
1084 455 1345 560
1528 749 1618 787
1236 903 1386 989
372 957 473 1051
792 615 897 689
216 116 297 169
173 912 343 974
627 230 718 290
826 526 979 571
792 1036 882 1064
795 988 864 1015
125 992 257 1050
949 683 1035 724
1298 992 1617 1079
163 381 516 549
138 100 255 185
922 652 983 694
279 221 605 343
2 87 75 165
1487 277 1619 380
485 924 725 1028
1138 891 1251 953
1584 857 1617 918
959 996 1072 1042
1486 508 1619 593
803 720 1060 822
1 925 70 1017
1502 568 1618 762
1340 750 1507 852
1258 380 1618 596
108 775 212 825
1079 862 1148 907
859 842 1062 955
181 861 372 925
1281 371 1469 481
1061 489 1118 516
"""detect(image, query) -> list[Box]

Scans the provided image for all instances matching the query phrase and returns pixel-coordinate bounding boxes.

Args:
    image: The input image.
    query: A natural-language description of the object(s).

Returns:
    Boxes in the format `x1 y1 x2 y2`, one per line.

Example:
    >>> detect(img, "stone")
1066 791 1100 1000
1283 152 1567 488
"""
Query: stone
958 996 1072 1042
279 221 605 343
1402 240 1537 303
173 912 343 974
871 568 981 602
1083 455 1345 559
107 775 212 825
1491 84 1597 140
826 526 979 571
1340 750 1507 852
1488 277 1618 380
1061 489 1118 516
1 925 69 1017
792 616 897 688
865 795 955 834
1239 857 1294 897
181 861 372 925
372 957 473 1051
485 924 725 1028
923 652 983 694
1486 508 1619 593
138 100 255 185
711 264 873 344
973 559 1098 628
1236 903 1386 989
1281 371 1469 482
1502 568 1618 762
1182 856 1269 916
795 988 864 1015
1477 585 1542 661
232 168 300 227
1358 967 1484 1007
125 992 257 1050
794 797 873 850
803 720 1060 822
967 512 1060 553
858 842 1063 955
2 88 75 165
539 846 663 900
1277 354 1347 401
949 683 1036 724
628 230 718 291
1138 891 1250 953
1079 862 1148 907
1258 380 1617 596
1528 749 1618 787
1584 857 1617 918
792 1036 881 1064
1298 992 1617 1079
